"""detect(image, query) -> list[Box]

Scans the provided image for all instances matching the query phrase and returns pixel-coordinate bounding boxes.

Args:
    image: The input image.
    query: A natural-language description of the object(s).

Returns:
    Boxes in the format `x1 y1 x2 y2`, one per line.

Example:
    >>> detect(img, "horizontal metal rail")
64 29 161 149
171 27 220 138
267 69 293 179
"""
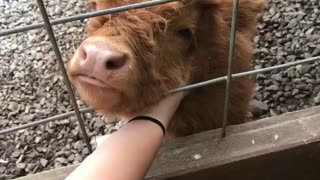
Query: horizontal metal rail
0 0 177 37
170 56 320 93
0 108 94 135
2 55 319 136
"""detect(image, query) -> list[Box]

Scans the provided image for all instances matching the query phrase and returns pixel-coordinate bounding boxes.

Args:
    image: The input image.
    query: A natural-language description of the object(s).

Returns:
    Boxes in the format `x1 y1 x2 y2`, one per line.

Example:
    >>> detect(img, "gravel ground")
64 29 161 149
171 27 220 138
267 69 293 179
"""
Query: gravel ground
0 0 319 179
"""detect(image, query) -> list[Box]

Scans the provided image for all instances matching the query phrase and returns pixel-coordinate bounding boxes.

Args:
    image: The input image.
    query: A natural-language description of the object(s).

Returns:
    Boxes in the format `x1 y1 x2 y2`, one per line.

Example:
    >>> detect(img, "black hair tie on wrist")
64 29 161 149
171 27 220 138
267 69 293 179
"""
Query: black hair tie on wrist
128 116 166 136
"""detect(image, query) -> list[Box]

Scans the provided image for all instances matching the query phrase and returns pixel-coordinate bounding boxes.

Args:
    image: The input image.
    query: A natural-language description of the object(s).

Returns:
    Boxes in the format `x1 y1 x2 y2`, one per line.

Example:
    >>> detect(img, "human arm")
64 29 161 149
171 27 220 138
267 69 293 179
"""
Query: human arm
65 91 186 180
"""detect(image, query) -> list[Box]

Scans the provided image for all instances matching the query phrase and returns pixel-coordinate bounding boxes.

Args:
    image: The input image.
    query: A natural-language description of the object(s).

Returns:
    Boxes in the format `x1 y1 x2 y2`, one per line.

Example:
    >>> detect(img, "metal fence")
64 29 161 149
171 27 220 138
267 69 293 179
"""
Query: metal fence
1 0 320 155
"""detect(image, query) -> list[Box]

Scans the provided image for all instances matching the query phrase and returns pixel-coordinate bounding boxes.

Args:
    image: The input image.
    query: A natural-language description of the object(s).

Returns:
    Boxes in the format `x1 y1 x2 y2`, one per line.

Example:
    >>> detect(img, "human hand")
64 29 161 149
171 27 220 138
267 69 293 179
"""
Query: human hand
125 91 189 129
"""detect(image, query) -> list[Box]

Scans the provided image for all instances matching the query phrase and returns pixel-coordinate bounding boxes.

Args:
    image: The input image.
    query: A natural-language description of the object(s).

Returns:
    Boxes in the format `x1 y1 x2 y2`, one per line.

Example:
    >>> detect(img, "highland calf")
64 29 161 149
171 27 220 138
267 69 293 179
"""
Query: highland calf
67 0 267 140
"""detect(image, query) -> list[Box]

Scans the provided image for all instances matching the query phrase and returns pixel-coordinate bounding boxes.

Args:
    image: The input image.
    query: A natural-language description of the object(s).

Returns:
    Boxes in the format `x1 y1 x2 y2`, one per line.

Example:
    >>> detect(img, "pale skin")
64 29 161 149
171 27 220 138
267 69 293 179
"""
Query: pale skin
65 91 187 180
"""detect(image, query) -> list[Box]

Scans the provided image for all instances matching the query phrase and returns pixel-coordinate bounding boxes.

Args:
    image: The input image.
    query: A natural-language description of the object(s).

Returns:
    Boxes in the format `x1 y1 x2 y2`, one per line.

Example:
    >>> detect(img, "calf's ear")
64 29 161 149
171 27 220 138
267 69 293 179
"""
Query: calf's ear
195 0 267 40
197 0 267 17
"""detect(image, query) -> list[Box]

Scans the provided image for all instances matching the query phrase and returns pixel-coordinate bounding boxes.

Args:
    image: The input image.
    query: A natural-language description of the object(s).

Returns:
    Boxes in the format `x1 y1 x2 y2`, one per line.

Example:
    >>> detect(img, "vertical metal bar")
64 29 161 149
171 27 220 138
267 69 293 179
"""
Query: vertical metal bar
36 0 92 153
222 0 240 138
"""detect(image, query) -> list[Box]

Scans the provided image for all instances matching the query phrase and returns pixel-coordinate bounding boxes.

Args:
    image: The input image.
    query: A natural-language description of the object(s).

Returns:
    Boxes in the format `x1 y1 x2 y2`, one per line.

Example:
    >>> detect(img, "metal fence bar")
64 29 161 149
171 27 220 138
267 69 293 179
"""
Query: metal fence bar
35 0 92 153
2 56 319 136
1 0 319 154
170 56 320 93
221 0 240 138
0 108 94 135
0 0 177 37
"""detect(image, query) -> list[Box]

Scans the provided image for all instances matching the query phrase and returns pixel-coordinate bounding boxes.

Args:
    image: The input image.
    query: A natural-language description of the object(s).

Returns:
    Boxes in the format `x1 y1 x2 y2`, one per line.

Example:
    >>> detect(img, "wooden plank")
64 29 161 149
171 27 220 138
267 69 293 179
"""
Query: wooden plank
14 105 320 180
149 116 320 179
159 105 320 152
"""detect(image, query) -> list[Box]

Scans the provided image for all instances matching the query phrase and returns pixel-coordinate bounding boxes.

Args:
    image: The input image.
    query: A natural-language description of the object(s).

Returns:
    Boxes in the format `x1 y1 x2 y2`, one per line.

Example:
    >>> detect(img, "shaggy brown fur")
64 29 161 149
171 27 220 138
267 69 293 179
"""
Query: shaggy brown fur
67 0 267 139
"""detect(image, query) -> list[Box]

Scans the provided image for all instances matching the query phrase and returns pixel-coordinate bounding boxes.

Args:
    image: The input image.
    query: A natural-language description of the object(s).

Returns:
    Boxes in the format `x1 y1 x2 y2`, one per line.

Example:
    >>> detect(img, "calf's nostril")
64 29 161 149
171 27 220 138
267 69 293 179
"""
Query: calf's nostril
80 42 127 70
79 45 87 62
82 49 87 60
105 56 126 70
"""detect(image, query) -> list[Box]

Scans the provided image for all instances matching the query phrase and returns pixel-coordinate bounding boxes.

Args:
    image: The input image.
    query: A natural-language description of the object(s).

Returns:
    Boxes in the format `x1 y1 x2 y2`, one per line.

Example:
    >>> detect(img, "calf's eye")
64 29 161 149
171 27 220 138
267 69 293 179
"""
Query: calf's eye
176 28 196 53
177 28 193 41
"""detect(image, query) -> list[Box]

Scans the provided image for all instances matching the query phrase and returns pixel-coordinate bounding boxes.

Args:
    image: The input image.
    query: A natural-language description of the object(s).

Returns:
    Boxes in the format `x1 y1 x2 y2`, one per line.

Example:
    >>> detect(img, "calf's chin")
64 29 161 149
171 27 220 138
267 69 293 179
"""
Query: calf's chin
67 0 267 138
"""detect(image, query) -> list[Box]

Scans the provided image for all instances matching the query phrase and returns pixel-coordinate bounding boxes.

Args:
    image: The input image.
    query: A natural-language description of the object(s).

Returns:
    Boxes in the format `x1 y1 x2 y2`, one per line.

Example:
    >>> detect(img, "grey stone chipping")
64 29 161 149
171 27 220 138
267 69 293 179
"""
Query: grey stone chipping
0 0 320 179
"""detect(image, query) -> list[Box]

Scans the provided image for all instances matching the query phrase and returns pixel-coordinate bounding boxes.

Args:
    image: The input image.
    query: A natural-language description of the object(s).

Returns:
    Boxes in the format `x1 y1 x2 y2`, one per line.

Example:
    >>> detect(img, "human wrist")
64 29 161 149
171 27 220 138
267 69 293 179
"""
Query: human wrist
128 116 166 136
126 92 187 128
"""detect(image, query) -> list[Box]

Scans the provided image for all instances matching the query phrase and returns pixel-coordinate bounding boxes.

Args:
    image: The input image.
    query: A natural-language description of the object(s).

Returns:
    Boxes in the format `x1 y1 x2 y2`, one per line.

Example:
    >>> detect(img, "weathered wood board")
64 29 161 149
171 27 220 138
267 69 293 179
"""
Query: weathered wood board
14 105 320 180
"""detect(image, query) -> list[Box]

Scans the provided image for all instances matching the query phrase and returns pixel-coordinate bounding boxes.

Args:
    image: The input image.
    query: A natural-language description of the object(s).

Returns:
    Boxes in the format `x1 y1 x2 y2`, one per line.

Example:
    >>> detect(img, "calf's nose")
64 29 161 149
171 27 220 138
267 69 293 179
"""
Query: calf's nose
79 42 127 71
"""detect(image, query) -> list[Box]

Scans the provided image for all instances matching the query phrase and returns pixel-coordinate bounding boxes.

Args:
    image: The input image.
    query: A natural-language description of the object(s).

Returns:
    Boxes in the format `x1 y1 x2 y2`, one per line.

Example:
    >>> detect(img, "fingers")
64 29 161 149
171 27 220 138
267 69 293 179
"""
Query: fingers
168 90 189 102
